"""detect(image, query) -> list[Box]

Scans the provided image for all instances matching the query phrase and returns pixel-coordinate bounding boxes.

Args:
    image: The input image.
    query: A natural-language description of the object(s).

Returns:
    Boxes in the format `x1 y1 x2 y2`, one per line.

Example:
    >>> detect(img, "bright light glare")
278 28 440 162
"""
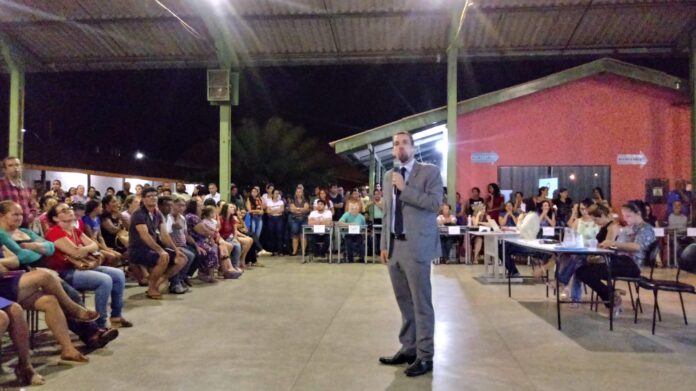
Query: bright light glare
436 139 448 154
21 128 26 133
569 174 576 181
135 152 144 160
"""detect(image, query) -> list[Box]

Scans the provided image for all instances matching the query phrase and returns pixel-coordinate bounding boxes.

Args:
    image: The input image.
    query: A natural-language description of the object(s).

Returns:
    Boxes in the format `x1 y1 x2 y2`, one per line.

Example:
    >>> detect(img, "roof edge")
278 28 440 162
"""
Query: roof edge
331 57 688 155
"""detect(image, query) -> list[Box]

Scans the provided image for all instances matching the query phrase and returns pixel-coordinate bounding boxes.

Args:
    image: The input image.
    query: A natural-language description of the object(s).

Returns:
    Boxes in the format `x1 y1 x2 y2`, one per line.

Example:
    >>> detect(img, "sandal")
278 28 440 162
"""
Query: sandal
110 317 134 328
14 366 45 386
72 309 100 323
59 352 89 364
145 291 162 300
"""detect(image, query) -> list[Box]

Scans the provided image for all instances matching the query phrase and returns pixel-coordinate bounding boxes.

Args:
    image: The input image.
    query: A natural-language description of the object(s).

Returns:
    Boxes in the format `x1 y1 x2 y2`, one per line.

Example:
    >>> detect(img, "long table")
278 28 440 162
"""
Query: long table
469 230 520 282
504 238 615 331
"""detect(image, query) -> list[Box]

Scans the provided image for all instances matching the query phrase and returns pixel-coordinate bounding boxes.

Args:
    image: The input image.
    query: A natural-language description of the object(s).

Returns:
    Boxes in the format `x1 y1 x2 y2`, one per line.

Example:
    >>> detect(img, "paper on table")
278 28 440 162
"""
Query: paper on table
653 228 665 237
313 225 326 234
448 226 461 235
348 225 360 234
688 228 696 237
542 227 555 237
478 226 491 233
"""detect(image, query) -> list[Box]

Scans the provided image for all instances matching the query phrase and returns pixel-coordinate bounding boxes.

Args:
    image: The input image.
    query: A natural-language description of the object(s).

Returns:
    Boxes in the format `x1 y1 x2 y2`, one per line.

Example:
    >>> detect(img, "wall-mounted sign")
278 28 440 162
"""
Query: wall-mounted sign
471 152 499 164
617 152 648 168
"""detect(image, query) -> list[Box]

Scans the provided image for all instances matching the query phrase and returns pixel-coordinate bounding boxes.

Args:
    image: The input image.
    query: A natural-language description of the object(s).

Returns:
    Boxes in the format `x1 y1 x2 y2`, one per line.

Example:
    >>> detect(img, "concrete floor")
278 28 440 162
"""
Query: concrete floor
2 257 696 391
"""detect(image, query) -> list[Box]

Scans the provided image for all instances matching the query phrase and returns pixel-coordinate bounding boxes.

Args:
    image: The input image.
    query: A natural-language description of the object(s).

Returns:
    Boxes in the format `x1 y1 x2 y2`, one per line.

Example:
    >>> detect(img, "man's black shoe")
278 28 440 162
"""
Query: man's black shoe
379 352 416 365
404 359 433 377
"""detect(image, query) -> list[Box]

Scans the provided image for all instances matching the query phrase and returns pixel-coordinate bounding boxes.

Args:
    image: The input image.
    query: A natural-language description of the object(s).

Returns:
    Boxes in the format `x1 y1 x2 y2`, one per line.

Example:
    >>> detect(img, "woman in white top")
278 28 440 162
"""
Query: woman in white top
265 189 286 256
313 189 334 213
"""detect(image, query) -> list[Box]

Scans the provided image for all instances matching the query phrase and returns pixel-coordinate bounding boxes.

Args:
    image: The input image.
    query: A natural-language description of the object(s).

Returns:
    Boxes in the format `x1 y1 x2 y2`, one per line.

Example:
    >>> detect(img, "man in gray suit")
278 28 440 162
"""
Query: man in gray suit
379 131 443 377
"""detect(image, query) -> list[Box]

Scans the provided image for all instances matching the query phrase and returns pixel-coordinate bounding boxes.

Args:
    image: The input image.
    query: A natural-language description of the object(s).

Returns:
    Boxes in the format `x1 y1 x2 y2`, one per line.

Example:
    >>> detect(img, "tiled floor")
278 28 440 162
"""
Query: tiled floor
2 258 696 390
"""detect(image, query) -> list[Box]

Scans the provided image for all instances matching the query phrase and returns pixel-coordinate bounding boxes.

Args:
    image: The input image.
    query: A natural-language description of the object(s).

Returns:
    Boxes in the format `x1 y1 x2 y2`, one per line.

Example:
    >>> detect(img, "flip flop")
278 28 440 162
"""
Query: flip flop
72 310 100 323
146 292 162 300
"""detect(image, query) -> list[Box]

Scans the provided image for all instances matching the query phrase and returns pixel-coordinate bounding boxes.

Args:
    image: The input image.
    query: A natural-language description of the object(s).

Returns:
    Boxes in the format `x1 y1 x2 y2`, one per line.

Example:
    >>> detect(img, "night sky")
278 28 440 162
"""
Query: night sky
0 55 689 180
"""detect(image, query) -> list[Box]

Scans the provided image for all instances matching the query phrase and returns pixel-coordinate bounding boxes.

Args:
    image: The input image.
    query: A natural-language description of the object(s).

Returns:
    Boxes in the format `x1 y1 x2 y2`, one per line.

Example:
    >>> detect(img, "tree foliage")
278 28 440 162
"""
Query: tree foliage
230 117 334 190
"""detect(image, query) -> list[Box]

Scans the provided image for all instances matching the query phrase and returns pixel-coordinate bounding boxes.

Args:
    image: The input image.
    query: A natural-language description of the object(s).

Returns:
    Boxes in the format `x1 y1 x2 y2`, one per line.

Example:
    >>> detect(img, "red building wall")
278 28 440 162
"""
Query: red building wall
456 74 691 213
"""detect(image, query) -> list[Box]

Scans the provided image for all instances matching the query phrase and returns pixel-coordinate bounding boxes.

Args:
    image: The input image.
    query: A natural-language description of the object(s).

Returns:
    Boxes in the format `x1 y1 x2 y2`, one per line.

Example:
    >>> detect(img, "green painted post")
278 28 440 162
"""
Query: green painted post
368 144 376 194
219 104 232 203
8 66 25 160
446 7 462 208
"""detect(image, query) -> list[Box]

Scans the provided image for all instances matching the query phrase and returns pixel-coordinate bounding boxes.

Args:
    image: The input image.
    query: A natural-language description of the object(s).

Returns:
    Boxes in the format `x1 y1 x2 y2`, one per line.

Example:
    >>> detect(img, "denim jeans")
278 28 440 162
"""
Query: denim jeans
172 246 195 285
62 266 125 328
225 239 242 268
558 255 586 302
250 215 263 240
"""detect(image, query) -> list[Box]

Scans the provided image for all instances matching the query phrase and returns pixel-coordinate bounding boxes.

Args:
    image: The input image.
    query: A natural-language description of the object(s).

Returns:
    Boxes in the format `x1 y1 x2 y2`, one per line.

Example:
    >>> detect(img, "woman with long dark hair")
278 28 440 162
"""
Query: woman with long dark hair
485 183 504 221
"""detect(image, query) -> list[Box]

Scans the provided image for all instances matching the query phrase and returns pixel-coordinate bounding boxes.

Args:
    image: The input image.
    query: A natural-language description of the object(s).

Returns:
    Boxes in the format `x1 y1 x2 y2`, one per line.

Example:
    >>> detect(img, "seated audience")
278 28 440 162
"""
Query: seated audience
0 252 98 363
0 200 116 349
667 200 688 230
185 199 221 283
127 187 186 299
219 203 250 272
160 195 193 293
71 184 88 204
82 200 122 267
45 203 132 329
201 204 241 279
101 195 127 251
498 202 519 227
38 195 58 234
307 200 333 261
539 200 556 227
437 203 457 263
120 194 140 231
0 296 44 385
553 188 573 227
576 200 656 315
471 204 493 263
338 202 367 263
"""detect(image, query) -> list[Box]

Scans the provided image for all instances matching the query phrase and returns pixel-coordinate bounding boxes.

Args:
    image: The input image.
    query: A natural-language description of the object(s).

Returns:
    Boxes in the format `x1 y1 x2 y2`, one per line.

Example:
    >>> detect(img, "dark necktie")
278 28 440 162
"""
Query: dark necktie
394 167 406 235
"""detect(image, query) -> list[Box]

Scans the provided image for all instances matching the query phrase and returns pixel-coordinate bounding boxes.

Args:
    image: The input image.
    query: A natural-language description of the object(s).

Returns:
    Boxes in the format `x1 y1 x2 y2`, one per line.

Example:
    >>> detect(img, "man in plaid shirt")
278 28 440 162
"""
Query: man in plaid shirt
0 156 37 227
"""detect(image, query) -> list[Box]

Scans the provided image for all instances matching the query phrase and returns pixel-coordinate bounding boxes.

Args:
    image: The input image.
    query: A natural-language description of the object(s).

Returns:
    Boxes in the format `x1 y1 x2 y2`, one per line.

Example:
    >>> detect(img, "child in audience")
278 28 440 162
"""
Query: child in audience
667 200 688 230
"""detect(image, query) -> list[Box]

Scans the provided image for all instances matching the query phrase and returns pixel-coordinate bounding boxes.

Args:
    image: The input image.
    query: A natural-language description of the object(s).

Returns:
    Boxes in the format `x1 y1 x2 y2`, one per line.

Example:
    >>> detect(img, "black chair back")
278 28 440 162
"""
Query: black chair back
678 243 696 277
646 240 660 280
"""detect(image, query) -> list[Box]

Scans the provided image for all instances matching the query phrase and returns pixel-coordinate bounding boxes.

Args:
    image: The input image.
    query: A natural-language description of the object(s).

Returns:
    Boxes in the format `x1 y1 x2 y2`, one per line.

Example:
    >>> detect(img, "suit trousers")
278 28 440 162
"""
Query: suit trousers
388 237 435 360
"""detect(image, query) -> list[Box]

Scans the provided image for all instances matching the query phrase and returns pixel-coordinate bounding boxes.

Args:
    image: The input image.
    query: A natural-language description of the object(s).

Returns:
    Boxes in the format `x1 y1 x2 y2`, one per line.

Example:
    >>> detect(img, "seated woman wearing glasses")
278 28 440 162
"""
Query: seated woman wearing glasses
0 201 100 363
45 203 132 329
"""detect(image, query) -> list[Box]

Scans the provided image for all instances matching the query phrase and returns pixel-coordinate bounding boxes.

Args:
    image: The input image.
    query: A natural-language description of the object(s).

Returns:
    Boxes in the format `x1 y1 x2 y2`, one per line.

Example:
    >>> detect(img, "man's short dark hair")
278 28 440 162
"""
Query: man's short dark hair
141 187 158 198
393 131 414 146
316 199 326 206
157 195 172 207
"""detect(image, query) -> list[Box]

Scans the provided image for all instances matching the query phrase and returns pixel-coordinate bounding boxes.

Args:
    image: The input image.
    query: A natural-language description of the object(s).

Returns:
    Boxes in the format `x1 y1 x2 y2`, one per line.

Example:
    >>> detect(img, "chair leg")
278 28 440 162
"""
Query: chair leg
634 296 640 324
626 281 636 311
583 283 587 295
679 292 688 325
635 283 643 313
652 290 659 335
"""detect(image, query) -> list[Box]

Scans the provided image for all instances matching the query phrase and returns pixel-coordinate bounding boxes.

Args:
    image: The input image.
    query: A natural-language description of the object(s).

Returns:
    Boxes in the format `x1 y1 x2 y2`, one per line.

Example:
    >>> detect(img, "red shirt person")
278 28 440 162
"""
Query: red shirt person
0 157 37 227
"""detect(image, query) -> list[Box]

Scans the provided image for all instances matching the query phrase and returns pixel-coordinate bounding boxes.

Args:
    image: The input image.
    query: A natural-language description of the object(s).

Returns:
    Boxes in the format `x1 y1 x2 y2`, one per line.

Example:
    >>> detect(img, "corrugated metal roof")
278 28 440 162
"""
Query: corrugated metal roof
0 0 692 71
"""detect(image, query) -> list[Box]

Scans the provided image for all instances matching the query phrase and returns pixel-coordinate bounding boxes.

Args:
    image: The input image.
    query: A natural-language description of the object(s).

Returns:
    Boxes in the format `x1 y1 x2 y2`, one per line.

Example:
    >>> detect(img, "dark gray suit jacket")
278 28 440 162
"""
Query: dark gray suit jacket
380 161 444 261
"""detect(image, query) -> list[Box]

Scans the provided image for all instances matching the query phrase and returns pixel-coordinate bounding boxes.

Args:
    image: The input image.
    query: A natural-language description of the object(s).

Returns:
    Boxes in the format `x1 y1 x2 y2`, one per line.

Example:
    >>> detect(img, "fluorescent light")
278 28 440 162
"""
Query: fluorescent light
135 152 144 160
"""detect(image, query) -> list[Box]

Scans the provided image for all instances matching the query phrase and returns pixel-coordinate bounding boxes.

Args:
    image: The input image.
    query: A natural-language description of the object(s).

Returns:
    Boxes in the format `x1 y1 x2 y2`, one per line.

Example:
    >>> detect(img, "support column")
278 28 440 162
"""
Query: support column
368 144 376 194
219 104 232 203
691 29 696 189
446 9 461 208
8 66 25 160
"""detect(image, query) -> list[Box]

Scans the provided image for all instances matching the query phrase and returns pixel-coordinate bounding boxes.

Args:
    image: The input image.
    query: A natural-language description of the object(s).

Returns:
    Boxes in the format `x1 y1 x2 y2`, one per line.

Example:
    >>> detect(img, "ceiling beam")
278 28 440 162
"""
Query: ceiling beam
0 1 693 28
